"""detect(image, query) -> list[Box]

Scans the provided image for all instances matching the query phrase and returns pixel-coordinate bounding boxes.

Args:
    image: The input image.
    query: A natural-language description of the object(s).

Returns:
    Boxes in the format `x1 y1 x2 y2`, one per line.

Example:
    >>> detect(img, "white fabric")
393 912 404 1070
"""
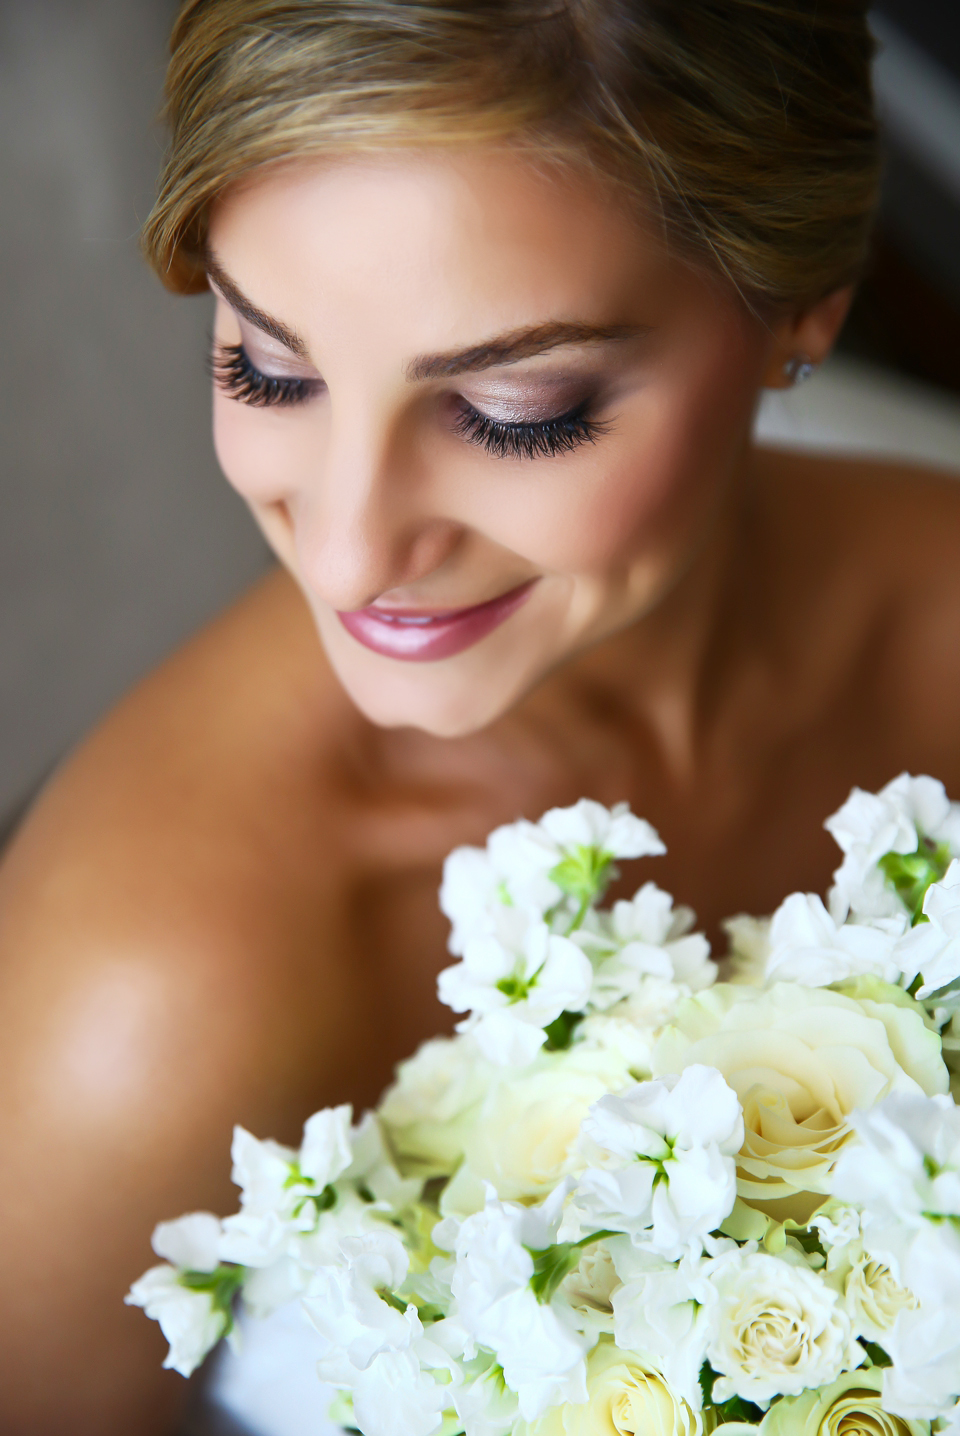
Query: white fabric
207 1302 342 1436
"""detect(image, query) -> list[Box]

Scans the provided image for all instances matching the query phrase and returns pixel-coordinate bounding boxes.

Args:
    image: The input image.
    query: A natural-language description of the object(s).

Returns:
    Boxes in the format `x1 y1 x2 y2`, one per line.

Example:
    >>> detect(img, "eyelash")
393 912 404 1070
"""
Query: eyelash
211 341 321 408
454 402 606 460
212 340 606 460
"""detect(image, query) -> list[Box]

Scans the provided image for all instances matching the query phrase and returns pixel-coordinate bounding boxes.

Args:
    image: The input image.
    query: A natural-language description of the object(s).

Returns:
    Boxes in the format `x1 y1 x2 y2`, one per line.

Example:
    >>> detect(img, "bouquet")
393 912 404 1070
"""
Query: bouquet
130 774 960 1436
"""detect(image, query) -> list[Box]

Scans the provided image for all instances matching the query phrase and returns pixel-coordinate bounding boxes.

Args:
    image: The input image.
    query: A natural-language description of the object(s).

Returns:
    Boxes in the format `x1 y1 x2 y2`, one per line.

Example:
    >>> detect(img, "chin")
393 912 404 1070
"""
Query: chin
336 667 527 738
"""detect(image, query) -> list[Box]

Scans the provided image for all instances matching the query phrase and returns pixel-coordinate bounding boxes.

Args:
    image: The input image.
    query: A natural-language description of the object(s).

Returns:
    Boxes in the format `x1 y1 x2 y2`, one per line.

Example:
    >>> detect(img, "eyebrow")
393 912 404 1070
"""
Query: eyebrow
205 252 645 378
205 253 308 358
406 322 646 381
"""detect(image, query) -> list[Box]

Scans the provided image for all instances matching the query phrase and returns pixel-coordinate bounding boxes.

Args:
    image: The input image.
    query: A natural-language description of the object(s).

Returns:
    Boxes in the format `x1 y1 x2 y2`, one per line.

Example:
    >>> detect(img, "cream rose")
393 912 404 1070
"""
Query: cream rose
653 983 947 1222
707 1249 859 1408
826 1243 917 1344
515 1340 698 1436
758 1367 930 1436
378 1035 495 1177
460 1046 634 1202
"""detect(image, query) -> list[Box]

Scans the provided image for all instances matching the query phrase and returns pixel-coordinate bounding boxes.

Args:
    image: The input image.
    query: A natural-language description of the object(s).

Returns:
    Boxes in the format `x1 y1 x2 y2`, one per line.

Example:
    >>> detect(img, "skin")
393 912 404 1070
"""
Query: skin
1 147 960 1434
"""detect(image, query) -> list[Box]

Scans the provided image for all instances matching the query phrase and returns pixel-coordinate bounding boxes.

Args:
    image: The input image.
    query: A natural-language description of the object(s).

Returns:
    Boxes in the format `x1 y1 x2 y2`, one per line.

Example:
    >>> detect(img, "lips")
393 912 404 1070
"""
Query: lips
336 580 537 662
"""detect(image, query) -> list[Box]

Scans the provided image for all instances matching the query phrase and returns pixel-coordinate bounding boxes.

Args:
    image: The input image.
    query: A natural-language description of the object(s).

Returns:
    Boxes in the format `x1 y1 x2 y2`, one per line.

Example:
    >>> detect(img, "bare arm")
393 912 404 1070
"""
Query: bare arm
0 577 367 1435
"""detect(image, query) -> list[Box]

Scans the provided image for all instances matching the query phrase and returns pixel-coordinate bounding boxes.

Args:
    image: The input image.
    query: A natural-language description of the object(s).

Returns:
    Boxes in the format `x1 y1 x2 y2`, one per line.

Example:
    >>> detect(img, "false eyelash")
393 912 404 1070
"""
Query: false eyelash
454 401 606 460
211 341 321 408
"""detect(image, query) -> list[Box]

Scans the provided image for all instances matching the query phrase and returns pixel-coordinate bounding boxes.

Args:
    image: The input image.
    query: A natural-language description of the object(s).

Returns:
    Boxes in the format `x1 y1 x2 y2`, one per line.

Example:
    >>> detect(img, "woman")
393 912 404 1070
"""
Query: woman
2 1 959 1431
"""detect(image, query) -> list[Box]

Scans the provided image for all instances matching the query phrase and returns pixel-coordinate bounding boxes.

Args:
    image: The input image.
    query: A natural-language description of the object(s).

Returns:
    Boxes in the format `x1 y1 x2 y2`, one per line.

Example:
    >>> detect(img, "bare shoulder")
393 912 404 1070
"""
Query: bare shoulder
750 445 960 762
0 570 369 1433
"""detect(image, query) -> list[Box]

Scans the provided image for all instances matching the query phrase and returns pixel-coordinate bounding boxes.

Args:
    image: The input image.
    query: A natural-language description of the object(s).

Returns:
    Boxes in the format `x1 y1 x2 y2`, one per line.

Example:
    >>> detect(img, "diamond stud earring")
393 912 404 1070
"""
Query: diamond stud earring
784 355 816 386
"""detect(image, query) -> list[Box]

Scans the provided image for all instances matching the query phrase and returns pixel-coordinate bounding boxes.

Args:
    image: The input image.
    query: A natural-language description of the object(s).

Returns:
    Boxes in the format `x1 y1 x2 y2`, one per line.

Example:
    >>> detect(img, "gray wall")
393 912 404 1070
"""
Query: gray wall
0 0 271 826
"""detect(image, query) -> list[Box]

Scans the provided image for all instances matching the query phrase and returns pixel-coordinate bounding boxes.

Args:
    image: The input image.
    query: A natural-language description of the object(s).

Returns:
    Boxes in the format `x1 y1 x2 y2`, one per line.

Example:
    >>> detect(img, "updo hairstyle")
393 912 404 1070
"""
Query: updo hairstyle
144 0 880 311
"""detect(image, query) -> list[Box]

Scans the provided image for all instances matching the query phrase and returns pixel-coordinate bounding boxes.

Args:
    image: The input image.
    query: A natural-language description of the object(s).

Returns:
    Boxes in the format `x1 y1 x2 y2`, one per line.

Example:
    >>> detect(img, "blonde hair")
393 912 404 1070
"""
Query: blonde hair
144 0 880 308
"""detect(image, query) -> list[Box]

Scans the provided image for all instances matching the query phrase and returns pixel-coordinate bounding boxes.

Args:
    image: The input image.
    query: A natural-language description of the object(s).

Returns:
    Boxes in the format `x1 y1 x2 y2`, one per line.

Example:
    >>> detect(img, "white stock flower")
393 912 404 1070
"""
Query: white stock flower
831 1092 960 1259
826 774 960 923
577 882 714 1012
765 892 905 988
896 859 960 1000
706 1248 859 1408
125 1264 228 1376
151 1211 222 1272
302 1226 462 1436
218 1107 386 1276
564 1067 742 1258
879 1225 960 1423
612 1243 723 1411
299 1105 354 1187
439 916 594 1067
451 1187 591 1421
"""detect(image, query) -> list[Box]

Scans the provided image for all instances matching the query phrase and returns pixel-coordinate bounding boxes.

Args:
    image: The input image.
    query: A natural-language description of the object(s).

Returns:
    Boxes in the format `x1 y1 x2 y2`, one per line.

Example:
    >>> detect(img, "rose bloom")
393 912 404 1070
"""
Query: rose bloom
757 1367 931 1436
378 1035 496 1177
455 1046 634 1203
653 983 947 1222
514 1339 698 1436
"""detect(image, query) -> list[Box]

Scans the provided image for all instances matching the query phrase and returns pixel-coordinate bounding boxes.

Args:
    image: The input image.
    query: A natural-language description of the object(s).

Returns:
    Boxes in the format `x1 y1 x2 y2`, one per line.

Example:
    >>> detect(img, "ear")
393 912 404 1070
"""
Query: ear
762 286 854 390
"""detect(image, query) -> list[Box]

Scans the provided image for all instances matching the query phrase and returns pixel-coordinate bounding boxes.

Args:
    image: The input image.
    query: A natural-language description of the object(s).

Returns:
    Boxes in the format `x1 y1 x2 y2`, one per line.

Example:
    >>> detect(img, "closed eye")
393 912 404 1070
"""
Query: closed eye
211 341 323 408
454 400 608 460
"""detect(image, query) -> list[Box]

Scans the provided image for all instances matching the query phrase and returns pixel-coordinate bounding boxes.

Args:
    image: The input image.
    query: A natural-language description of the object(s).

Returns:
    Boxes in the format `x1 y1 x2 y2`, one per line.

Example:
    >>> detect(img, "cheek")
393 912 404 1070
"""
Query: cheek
479 327 763 575
212 392 312 506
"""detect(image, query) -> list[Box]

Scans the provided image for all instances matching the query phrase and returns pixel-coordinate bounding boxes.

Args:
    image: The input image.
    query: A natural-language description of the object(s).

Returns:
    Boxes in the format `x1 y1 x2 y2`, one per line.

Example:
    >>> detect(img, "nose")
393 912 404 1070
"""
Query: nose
288 419 460 612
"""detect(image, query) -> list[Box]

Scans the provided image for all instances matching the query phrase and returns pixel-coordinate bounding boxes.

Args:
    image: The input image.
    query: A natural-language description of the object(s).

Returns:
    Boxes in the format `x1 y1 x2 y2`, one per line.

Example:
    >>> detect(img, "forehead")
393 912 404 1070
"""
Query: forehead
207 148 694 355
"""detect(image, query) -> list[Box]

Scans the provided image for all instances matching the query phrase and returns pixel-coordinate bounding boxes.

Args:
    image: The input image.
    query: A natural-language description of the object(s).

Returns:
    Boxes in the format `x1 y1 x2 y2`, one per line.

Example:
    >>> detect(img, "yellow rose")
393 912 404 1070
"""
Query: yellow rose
653 983 946 1223
759 1367 930 1436
460 1047 633 1202
516 1341 697 1436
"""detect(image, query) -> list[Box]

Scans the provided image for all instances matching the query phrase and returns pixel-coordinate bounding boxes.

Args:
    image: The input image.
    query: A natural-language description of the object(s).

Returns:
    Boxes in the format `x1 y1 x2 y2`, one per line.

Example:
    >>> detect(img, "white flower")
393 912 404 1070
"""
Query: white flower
450 1187 591 1421
879 1225 960 1423
826 774 960 923
831 1092 960 1249
440 801 663 958
577 882 714 1011
538 799 665 864
706 1248 859 1408
612 1243 724 1411
151 1211 222 1272
438 918 593 1067
125 1264 228 1376
895 859 960 1000
302 1229 411 1369
299 1105 354 1187
453 1357 520 1436
558 1240 621 1339
765 892 905 988
563 1067 742 1258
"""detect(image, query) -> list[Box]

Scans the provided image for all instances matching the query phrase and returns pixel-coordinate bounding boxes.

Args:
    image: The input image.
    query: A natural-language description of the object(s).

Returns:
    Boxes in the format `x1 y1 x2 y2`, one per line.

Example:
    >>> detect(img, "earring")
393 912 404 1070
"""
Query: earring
784 355 816 386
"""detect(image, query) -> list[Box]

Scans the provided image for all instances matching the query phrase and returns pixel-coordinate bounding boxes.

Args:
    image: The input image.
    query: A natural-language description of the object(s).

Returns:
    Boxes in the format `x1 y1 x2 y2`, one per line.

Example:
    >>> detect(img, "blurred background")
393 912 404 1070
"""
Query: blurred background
1 0 959 843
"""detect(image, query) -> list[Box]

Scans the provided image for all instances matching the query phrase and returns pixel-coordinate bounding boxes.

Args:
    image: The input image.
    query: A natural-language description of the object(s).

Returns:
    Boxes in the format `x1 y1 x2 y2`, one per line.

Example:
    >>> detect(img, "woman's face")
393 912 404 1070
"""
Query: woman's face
208 148 777 736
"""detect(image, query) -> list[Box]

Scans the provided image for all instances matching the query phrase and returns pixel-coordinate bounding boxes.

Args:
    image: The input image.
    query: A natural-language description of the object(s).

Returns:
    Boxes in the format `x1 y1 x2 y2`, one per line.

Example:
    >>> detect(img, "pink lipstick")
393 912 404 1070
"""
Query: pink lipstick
337 580 536 662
